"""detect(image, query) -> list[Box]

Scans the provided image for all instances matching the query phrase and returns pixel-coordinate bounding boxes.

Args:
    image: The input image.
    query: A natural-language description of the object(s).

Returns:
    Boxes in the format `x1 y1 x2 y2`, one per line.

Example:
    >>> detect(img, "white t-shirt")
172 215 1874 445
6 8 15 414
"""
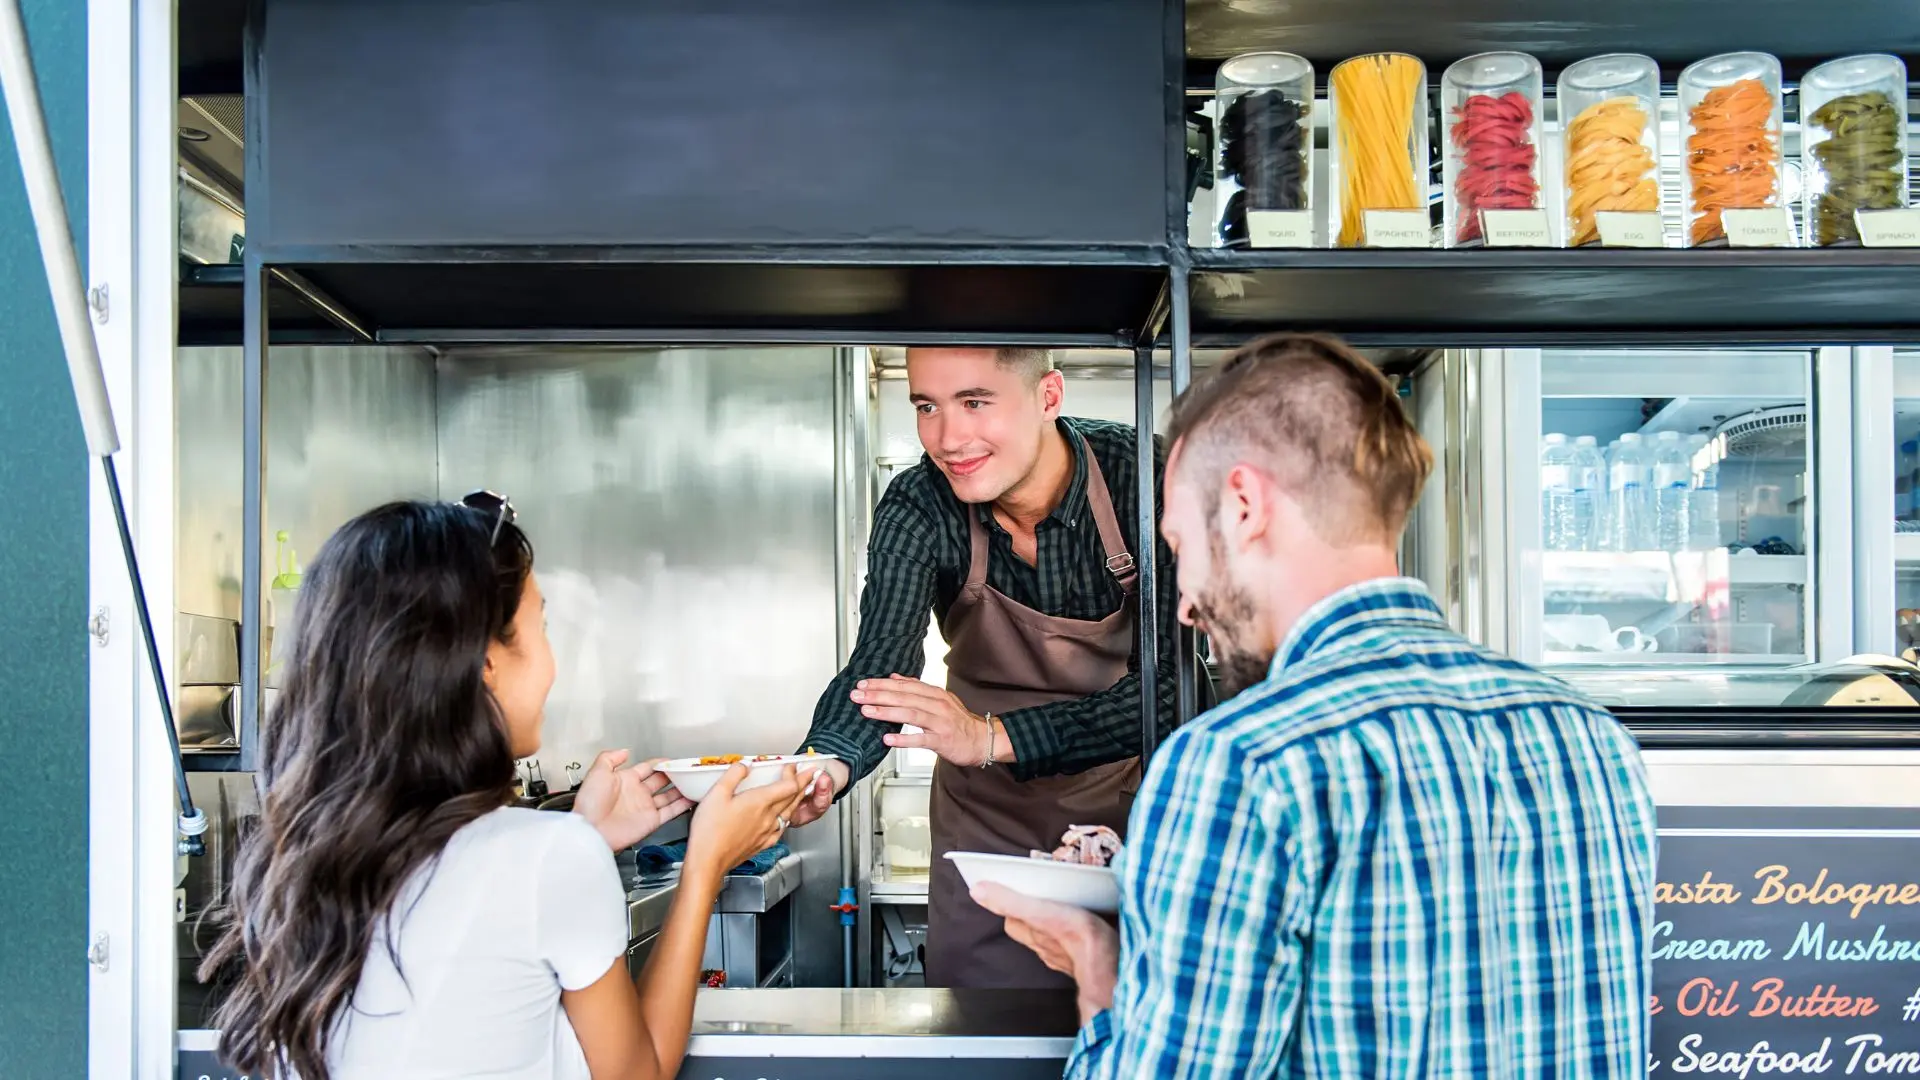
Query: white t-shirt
327 807 628 1080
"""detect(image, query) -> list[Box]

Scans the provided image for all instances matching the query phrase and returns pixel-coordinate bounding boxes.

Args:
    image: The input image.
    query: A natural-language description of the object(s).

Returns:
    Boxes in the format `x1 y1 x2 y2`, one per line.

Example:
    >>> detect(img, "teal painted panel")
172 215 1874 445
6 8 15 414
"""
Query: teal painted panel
0 0 90 1076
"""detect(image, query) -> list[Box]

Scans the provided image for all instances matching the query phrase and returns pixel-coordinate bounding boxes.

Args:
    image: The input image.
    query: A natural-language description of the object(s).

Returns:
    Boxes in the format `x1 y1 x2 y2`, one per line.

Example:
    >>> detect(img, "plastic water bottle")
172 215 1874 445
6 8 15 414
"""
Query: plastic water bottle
1541 433 1579 551
1652 431 1693 553
1606 433 1651 552
1572 436 1605 550
1688 434 1721 551
1900 440 1918 522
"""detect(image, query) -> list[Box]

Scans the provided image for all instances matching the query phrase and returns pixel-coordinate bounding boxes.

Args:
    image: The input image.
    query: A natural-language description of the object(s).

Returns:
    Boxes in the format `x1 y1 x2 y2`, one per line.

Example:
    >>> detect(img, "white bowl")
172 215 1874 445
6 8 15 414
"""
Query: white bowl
944 851 1120 914
657 754 837 803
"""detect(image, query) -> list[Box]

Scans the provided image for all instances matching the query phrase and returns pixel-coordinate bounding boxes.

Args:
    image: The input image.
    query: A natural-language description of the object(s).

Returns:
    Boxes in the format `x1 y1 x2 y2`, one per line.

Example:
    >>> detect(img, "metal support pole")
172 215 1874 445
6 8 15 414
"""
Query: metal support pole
0 0 203 850
831 345 857 988
1169 264 1201 726
239 261 266 772
1133 343 1161 760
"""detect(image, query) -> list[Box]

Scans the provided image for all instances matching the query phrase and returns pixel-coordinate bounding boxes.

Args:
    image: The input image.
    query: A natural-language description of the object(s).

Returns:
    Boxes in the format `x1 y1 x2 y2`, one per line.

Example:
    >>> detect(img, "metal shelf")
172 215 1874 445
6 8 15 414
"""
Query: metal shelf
1547 652 1802 667
1187 249 1920 347
254 250 1168 347
1183 0 1920 77
870 876 929 905
1896 533 1920 564
1543 552 1806 601
1544 350 1808 403
179 263 365 347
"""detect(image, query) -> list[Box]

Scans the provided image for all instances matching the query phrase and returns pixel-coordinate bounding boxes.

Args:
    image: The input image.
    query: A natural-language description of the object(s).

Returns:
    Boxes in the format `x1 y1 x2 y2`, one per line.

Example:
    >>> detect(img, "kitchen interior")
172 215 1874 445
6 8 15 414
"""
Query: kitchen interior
148 0 1920 1075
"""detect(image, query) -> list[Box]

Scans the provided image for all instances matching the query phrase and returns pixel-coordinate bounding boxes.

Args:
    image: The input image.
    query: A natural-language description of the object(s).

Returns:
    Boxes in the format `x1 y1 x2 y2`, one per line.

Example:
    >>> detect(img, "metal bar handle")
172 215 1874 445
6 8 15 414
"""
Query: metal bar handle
0 0 203 852
0 0 118 457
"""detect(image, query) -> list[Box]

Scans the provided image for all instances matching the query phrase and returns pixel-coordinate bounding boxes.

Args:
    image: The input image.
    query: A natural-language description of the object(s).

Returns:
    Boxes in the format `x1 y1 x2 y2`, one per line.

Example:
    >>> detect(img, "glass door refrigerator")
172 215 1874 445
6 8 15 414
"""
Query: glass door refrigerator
1867 349 1920 661
1410 346 1920 711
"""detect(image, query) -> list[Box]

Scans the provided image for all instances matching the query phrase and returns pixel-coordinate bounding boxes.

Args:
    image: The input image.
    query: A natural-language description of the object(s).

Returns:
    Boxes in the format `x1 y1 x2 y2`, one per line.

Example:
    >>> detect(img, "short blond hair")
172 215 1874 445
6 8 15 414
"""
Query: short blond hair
994 348 1055 385
1165 333 1433 543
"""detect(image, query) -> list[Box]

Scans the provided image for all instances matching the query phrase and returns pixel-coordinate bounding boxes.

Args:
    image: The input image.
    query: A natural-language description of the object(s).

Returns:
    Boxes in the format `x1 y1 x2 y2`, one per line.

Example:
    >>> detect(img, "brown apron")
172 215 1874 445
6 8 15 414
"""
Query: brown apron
925 450 1142 989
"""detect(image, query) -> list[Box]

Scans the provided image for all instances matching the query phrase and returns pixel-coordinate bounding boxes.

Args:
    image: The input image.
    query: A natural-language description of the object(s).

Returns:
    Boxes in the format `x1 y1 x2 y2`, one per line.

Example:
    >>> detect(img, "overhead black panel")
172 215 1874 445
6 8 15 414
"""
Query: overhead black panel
253 0 1171 255
284 260 1165 345
181 0 248 96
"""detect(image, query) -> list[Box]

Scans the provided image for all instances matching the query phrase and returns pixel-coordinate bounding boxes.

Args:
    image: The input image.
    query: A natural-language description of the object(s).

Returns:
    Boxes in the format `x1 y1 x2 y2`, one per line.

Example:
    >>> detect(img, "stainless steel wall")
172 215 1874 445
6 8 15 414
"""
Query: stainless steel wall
435 345 849 985
175 345 441 623
174 345 440 1015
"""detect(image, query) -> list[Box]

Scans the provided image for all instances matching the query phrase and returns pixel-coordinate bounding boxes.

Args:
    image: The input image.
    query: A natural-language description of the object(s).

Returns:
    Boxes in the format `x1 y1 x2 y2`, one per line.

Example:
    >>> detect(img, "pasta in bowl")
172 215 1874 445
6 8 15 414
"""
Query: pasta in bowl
658 751 836 803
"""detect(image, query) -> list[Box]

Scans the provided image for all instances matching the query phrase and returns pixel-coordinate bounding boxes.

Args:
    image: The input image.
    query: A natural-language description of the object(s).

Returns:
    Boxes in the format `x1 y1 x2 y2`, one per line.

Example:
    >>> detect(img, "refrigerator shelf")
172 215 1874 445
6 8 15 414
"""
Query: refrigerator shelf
1542 552 1805 601
1544 651 1802 667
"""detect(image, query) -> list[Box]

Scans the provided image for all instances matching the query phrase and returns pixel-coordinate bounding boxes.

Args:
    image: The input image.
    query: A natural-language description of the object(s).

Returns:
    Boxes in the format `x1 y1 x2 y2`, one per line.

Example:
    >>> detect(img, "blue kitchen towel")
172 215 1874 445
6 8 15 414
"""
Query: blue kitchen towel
635 840 789 877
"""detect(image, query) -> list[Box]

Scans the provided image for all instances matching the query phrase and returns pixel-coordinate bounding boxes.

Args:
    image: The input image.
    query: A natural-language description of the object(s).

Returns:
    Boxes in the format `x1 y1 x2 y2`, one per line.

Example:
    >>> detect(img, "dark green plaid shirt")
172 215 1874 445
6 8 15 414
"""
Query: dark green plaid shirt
801 416 1182 783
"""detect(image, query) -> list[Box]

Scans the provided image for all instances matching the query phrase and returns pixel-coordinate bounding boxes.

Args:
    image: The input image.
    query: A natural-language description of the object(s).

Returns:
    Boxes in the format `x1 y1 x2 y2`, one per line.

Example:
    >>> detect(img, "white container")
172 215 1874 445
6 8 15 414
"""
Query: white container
943 851 1119 913
1655 622 1774 656
657 754 838 803
884 815 932 873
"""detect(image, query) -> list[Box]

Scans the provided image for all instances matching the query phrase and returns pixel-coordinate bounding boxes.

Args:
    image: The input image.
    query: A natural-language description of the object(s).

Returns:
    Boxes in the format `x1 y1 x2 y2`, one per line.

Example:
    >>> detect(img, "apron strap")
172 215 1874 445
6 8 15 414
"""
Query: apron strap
1080 448 1138 594
965 502 992 588
961 438 1138 593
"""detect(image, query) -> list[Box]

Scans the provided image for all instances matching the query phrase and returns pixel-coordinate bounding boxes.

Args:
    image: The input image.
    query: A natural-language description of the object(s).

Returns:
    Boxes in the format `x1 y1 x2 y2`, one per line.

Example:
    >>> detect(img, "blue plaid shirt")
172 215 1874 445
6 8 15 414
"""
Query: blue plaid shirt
1068 578 1658 1079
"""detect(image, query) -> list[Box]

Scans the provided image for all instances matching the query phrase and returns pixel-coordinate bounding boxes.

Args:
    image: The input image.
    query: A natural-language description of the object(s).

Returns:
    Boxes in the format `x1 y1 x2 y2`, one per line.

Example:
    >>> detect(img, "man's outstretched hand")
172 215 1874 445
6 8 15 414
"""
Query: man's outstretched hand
783 759 848 827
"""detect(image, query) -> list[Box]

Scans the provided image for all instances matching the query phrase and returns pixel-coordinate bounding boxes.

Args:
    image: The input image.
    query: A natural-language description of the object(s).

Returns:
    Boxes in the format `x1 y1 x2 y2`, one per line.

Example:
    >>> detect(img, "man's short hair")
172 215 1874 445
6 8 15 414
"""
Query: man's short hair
1165 333 1433 544
994 348 1056 385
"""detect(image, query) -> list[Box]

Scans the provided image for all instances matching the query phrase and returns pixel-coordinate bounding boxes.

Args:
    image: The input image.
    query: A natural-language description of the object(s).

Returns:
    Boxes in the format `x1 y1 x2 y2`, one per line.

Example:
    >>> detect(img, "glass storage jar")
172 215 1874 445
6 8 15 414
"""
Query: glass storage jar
1213 51 1315 249
1328 52 1430 248
1442 52 1546 247
1677 51 1785 247
1800 54 1909 247
1556 53 1663 248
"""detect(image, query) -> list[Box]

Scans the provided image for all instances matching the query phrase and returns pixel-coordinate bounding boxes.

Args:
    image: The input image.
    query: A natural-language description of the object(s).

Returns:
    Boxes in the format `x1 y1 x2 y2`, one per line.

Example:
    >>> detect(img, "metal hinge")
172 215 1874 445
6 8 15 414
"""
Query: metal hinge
88 606 110 648
87 284 108 324
87 933 109 972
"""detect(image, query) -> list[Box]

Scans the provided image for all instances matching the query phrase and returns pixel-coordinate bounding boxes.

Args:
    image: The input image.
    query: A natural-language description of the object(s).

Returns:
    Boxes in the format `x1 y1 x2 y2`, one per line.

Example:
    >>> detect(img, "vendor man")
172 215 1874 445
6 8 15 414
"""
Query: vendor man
788 346 1195 989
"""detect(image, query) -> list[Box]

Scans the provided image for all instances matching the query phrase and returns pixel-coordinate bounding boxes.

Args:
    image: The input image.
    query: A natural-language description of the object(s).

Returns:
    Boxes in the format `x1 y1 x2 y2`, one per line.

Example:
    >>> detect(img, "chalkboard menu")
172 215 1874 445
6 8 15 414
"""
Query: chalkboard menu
1651 806 1920 1075
176 1032 240 1080
178 805 1920 1079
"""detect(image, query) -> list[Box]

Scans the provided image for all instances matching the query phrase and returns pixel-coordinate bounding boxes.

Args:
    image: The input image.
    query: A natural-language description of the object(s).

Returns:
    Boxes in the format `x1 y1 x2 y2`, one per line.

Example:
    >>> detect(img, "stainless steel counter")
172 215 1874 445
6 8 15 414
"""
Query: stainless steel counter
627 851 803 939
182 990 1080 1080
681 988 1080 1078
716 852 803 913
628 879 679 942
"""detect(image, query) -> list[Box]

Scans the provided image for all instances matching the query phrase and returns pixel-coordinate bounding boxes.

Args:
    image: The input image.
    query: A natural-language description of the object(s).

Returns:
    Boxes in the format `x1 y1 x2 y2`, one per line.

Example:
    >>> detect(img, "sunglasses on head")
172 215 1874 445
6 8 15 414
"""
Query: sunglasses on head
460 490 517 544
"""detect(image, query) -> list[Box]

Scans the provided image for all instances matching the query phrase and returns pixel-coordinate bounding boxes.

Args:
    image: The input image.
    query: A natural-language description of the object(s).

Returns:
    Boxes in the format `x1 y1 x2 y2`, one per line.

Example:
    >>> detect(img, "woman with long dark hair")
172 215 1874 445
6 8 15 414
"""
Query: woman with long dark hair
200 496 806 1080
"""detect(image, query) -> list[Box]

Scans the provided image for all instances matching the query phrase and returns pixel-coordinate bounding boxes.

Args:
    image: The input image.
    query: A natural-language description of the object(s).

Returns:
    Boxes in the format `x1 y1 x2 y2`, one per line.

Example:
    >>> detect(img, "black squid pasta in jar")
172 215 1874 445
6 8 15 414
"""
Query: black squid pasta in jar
1212 51 1315 248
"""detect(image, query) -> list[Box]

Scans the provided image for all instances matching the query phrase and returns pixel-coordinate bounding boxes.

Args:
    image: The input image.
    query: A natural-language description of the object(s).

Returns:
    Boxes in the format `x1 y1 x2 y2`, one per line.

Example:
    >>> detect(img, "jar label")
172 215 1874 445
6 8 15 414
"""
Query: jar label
1855 208 1920 248
1595 211 1664 248
1722 208 1795 248
1247 210 1313 249
1363 210 1431 248
1480 209 1553 248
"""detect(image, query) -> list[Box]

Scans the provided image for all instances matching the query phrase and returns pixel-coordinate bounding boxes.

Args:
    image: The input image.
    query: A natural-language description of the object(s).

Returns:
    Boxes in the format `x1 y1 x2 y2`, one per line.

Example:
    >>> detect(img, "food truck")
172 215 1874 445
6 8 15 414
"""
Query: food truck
10 0 1920 1075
